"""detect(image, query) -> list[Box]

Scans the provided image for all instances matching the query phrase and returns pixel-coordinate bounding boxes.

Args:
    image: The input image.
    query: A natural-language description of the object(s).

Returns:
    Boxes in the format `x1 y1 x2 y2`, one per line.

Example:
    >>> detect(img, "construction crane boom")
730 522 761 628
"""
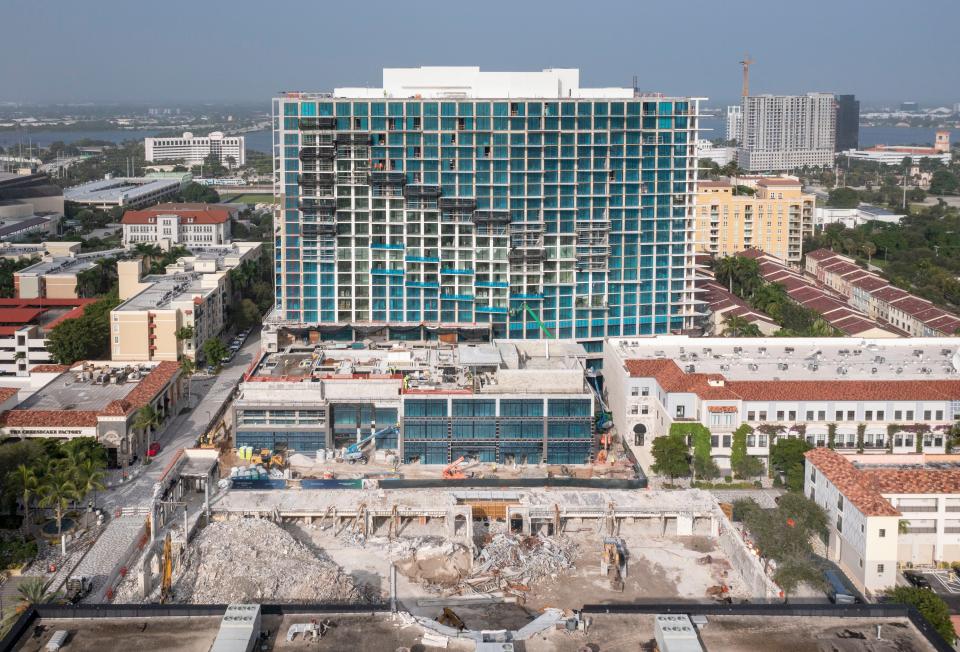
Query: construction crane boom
739 53 755 97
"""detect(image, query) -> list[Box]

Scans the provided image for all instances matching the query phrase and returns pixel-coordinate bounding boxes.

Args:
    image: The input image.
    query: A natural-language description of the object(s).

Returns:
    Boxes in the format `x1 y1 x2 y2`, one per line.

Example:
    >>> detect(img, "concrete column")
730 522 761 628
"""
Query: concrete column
709 515 720 537
677 513 694 537
204 477 210 520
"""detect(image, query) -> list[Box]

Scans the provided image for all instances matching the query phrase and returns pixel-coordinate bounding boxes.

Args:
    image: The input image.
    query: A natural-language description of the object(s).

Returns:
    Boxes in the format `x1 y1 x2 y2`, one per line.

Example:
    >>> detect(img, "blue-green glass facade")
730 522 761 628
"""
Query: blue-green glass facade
272 94 699 343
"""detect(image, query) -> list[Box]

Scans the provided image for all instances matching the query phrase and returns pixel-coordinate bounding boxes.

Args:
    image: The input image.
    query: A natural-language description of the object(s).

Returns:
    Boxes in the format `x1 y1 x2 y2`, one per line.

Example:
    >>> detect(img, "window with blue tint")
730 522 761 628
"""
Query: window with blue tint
318 102 333 116
547 399 591 417
441 102 456 116
500 399 543 417
353 102 368 116
336 102 351 116
284 102 298 116
388 102 403 116
300 102 317 116
405 400 448 417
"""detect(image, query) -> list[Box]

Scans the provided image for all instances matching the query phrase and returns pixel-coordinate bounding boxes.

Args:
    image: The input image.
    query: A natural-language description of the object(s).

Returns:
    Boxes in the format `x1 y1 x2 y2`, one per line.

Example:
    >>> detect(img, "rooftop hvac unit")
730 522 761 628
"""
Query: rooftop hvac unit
686 365 696 373
778 363 788 371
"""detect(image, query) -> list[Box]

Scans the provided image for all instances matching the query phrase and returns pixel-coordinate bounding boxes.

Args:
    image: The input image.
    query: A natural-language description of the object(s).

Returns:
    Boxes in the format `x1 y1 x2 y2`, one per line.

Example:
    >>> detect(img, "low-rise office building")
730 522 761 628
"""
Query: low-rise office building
603 336 960 471
805 447 960 595
695 177 814 263
0 360 183 466
0 298 92 376
14 248 127 299
121 203 237 247
806 249 960 337
64 174 188 210
145 131 245 168
236 340 596 464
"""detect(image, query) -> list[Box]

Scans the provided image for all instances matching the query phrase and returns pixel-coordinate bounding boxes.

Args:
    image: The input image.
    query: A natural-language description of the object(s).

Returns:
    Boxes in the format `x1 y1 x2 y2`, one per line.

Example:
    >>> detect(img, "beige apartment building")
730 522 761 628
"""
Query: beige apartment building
110 242 261 362
695 177 814 263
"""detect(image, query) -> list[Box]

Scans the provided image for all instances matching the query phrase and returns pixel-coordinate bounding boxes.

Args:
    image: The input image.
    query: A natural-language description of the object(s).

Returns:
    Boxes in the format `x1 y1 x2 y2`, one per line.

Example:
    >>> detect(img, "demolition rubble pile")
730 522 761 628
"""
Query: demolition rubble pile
171 519 372 604
463 533 579 594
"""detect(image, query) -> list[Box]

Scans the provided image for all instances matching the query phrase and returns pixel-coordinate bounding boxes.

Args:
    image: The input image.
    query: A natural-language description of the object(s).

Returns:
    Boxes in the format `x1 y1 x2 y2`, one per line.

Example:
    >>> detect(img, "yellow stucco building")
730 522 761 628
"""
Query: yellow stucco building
695 177 814 263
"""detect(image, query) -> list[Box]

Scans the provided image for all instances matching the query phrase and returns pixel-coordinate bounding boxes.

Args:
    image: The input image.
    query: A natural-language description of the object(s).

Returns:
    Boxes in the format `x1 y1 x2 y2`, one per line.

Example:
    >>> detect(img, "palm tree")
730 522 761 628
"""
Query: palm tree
16 577 61 607
7 464 38 537
861 241 877 264
38 462 79 538
722 314 762 337
133 404 161 454
74 458 106 511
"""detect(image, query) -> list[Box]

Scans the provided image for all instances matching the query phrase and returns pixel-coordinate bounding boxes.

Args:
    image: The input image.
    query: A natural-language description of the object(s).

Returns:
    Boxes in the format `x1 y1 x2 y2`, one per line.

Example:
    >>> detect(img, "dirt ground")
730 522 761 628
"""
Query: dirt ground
524 523 750 611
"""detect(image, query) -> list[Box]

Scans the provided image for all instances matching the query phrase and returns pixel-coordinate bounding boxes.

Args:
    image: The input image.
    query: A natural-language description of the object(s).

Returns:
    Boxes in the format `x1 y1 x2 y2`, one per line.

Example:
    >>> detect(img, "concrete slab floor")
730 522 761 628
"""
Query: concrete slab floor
525 615 939 652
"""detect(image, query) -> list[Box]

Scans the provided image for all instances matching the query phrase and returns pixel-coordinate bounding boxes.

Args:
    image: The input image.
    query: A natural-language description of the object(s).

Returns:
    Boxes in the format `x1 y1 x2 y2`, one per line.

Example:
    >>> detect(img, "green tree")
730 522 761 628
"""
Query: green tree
651 433 691 481
202 338 229 367
929 169 959 196
730 424 764 479
769 437 813 492
180 182 220 203
174 325 195 341
861 241 877 264
235 298 262 329
773 558 827 598
827 187 860 208
133 404 160 438
38 461 79 537
73 458 106 510
722 314 762 337
46 295 119 365
16 577 61 606
887 586 956 642
7 464 39 536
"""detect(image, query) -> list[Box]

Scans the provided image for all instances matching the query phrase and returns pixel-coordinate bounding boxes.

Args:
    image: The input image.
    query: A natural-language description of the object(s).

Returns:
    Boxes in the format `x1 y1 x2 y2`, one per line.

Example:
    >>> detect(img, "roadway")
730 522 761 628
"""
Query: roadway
99 328 261 512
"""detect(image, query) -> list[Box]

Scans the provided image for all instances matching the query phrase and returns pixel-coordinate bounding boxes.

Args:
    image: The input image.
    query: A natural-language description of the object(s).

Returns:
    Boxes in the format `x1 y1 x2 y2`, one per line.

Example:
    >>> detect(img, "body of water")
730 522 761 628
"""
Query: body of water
0 122 948 155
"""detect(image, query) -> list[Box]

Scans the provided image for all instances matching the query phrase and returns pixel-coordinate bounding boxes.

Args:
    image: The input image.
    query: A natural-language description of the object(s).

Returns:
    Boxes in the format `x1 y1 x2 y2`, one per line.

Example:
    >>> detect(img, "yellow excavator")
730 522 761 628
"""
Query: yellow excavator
160 532 173 603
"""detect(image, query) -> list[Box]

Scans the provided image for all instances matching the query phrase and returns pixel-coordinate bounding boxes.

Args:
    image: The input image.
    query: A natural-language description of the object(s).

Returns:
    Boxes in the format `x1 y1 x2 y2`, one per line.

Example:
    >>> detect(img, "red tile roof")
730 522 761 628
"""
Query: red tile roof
114 360 180 414
624 359 960 402
805 448 900 517
29 364 70 374
0 361 180 428
806 249 838 261
121 204 231 225
863 468 960 496
0 308 45 324
0 410 99 428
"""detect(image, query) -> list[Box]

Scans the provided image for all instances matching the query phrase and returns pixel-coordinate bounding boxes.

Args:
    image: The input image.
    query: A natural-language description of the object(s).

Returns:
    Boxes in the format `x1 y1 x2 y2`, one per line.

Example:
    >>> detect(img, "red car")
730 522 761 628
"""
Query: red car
147 442 162 457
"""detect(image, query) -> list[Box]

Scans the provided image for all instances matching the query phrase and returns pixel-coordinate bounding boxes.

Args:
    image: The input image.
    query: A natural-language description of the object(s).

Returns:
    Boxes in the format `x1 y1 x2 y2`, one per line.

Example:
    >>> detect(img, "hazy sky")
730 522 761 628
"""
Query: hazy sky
3 0 956 107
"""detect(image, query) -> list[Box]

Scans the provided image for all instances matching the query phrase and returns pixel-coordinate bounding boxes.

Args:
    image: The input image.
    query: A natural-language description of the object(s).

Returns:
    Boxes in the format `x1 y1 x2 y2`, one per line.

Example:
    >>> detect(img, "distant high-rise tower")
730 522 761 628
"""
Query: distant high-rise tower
725 105 742 143
737 93 837 171
834 94 859 151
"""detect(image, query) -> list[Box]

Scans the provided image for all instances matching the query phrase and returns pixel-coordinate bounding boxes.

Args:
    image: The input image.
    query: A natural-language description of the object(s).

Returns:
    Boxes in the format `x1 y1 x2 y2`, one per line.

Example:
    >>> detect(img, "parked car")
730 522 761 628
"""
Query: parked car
147 442 162 457
904 571 931 590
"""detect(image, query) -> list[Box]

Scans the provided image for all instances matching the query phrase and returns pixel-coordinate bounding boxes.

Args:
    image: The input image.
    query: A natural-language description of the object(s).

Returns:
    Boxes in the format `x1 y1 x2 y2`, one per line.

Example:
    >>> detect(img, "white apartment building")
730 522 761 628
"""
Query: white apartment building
120 203 235 248
737 94 836 171
725 105 742 143
145 131 245 168
602 336 960 471
805 447 960 596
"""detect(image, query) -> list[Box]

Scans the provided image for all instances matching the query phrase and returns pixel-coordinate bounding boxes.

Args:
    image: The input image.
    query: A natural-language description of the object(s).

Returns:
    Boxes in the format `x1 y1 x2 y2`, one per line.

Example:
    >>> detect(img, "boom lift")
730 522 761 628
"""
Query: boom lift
341 424 400 464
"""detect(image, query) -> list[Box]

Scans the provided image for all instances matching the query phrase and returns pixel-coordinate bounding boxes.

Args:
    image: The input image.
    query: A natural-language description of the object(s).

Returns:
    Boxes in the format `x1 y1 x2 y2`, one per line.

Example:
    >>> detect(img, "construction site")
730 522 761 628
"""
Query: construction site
102 484 782 641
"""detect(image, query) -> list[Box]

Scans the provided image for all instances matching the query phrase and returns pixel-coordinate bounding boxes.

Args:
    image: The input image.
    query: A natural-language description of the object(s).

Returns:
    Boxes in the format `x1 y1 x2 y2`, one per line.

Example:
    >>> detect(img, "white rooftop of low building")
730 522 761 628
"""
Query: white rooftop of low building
607 335 960 381
64 176 180 203
248 339 589 392
115 272 210 312
333 66 638 99
17 248 125 276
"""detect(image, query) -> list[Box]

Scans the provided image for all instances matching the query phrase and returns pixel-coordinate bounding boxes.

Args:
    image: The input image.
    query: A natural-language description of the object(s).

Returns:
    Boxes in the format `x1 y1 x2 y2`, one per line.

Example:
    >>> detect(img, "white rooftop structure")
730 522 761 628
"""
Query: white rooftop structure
607 335 960 382
334 66 635 99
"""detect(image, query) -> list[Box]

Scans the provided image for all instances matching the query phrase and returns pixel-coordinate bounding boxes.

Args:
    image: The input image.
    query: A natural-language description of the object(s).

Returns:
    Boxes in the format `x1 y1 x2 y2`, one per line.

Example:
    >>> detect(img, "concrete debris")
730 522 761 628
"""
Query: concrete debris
170 519 373 604
467 534 578 592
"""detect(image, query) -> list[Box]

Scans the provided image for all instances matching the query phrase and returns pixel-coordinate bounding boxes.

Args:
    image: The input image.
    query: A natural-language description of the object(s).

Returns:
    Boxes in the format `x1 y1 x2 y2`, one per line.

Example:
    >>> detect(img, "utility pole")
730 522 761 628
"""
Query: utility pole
739 53 755 98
